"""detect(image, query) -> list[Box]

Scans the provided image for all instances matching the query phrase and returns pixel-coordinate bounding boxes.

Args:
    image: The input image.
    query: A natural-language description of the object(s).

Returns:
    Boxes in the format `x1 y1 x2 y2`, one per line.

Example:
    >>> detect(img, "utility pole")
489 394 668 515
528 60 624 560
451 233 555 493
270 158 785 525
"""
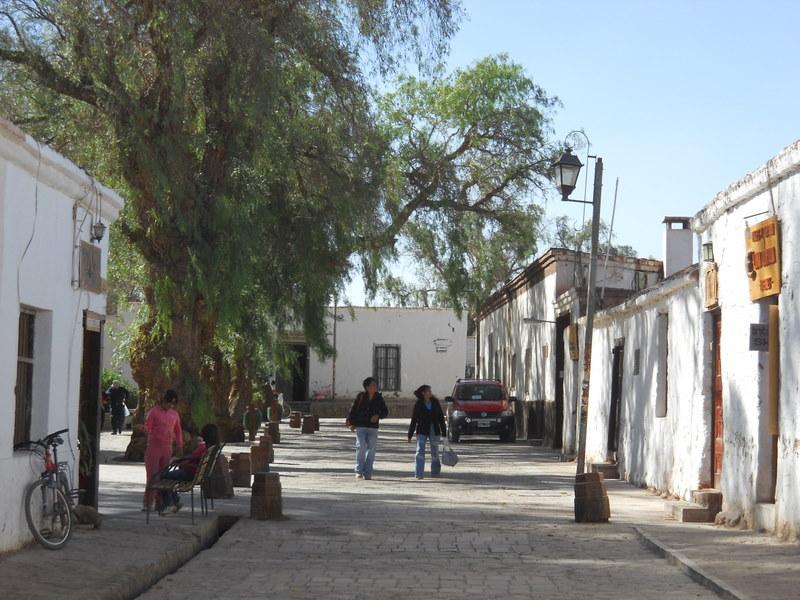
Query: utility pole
331 296 337 402
575 157 602 475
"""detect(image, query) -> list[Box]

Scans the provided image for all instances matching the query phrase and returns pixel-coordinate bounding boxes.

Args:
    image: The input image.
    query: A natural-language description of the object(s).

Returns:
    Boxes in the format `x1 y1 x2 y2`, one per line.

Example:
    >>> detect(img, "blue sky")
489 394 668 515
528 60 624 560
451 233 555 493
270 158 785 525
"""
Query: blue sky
346 1 800 303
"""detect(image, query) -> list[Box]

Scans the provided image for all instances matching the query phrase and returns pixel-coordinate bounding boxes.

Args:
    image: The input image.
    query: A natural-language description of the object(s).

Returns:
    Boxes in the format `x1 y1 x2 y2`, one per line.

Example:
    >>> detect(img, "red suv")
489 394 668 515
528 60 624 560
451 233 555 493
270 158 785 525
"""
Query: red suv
445 379 517 443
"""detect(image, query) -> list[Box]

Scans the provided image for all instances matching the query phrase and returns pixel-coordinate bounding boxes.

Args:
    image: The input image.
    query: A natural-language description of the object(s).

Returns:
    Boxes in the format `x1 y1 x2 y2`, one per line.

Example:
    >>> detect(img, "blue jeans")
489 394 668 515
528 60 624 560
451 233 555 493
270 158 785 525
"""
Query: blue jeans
355 427 379 478
415 426 441 478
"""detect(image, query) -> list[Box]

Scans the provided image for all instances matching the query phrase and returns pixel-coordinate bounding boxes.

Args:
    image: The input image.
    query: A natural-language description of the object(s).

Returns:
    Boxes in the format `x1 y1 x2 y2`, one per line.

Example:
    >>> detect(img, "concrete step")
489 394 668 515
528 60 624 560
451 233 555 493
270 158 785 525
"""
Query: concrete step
590 462 619 479
664 500 717 523
691 489 722 514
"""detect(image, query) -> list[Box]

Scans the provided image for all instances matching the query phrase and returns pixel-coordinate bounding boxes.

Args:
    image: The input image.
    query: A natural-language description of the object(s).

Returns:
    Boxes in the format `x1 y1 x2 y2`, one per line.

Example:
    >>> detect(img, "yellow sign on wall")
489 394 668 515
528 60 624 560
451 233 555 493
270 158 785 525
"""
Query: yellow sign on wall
745 216 781 301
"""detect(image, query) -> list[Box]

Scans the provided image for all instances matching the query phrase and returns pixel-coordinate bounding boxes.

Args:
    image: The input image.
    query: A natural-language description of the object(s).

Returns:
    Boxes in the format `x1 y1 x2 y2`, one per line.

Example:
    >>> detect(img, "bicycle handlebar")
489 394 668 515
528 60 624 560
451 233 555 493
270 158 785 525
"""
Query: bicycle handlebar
13 428 69 451
45 428 69 441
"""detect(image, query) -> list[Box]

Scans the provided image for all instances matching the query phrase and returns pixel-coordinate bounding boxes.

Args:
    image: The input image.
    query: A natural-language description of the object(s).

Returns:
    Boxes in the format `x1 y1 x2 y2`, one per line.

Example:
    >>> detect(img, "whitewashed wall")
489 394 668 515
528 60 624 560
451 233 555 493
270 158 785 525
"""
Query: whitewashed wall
694 139 800 537
479 271 558 406
307 307 467 402
477 250 663 445
0 119 122 552
585 269 708 499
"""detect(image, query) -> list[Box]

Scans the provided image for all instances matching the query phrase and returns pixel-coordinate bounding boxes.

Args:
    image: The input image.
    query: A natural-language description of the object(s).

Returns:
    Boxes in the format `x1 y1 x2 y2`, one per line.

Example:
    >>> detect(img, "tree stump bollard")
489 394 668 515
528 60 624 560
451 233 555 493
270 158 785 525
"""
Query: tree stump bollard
204 454 235 499
289 411 302 428
259 434 275 463
229 453 252 488
268 421 281 444
574 472 610 523
313 415 320 431
250 445 270 473
301 414 316 434
251 472 282 520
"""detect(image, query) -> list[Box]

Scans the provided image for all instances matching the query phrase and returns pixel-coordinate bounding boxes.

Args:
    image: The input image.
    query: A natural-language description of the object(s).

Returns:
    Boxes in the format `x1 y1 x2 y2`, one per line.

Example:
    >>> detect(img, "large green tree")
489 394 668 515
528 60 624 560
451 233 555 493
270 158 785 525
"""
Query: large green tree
374 55 557 313
0 4 563 428
0 0 459 424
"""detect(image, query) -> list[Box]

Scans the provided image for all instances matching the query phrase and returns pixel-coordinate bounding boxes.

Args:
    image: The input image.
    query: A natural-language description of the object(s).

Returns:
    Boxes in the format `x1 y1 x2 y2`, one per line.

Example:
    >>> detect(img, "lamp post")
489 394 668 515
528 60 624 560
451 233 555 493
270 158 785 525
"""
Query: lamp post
553 146 603 477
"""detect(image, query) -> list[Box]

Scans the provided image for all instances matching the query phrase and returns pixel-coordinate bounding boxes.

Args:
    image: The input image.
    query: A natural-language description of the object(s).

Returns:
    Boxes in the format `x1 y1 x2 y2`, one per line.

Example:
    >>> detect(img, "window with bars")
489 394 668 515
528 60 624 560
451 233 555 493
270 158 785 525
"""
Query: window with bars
373 345 401 391
14 311 35 447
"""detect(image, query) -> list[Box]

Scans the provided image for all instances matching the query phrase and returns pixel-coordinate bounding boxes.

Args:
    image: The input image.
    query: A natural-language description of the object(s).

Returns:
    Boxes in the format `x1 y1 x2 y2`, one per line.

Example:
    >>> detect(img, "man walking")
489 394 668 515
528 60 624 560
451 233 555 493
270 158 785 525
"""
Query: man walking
106 380 130 435
347 377 389 480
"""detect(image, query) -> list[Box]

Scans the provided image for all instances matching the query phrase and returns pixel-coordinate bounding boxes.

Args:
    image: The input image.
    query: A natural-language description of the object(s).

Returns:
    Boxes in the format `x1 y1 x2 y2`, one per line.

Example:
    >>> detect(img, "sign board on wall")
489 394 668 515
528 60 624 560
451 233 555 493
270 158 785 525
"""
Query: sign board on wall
568 324 579 361
704 263 719 309
79 241 102 293
749 323 769 351
745 216 781 301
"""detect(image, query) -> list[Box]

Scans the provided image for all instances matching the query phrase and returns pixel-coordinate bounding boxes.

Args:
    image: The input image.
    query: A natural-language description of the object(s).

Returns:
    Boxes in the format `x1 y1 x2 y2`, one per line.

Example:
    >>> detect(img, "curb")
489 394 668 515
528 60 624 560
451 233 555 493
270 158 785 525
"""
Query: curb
632 526 751 600
112 515 220 600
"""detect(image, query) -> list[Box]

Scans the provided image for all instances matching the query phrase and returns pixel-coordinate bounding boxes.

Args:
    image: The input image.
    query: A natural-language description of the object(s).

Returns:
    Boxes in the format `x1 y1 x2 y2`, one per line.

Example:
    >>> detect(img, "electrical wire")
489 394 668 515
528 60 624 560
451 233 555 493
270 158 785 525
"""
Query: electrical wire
600 177 620 303
16 140 42 307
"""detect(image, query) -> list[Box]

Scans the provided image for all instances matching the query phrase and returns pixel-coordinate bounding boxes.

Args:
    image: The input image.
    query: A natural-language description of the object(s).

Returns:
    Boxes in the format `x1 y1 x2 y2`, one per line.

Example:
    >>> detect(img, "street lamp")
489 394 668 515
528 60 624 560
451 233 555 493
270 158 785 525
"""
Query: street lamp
553 148 583 201
553 137 604 484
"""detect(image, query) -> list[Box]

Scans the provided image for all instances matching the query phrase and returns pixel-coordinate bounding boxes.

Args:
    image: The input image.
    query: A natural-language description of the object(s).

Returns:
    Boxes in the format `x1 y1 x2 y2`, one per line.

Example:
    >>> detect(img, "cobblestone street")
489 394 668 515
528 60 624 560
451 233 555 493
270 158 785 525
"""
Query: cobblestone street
140 419 716 600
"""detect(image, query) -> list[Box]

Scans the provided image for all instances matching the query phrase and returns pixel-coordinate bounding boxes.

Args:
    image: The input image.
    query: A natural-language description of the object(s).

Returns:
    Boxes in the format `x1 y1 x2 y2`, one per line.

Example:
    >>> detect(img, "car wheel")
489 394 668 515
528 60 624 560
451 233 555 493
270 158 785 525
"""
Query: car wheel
450 430 460 443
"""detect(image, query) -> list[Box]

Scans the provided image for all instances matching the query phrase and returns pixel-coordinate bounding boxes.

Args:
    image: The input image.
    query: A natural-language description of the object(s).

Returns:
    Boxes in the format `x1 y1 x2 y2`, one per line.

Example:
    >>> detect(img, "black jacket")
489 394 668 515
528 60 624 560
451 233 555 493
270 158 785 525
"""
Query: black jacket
347 392 389 428
408 397 447 439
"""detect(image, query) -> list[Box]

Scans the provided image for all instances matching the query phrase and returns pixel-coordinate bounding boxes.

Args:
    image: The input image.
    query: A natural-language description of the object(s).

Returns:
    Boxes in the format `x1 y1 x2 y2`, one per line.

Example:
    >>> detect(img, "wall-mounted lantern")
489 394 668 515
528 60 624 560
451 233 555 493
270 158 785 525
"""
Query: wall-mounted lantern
91 220 106 243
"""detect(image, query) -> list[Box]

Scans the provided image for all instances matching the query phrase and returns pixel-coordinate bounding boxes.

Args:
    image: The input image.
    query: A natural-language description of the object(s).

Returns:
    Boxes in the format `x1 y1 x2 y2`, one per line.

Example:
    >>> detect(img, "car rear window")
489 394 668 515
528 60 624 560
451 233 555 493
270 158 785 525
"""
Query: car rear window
455 384 503 401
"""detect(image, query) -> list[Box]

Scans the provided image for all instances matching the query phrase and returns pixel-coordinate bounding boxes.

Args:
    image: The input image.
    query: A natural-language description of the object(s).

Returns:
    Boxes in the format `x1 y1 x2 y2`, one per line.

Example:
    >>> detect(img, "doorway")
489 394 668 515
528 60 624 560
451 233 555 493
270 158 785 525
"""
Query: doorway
554 315 570 449
712 313 723 489
78 314 103 507
288 344 309 405
608 341 624 458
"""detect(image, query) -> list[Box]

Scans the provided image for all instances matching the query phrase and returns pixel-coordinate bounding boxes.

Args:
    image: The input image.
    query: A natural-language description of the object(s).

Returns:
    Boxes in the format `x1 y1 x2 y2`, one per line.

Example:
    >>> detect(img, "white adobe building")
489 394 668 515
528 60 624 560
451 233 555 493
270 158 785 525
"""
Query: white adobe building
584 139 800 538
283 306 467 417
0 118 123 552
475 248 663 449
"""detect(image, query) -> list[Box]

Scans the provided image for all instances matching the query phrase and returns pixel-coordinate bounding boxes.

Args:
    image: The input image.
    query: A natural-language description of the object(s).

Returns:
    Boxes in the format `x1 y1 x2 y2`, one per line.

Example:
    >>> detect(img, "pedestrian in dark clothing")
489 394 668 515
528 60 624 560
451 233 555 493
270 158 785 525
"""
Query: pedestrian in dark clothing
106 380 130 434
347 377 389 480
407 385 447 479
242 403 262 442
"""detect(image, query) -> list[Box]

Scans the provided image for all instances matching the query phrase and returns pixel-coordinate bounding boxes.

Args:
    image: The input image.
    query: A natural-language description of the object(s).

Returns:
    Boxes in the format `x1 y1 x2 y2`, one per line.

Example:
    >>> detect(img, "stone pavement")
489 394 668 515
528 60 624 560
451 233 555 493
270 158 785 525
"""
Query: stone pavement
0 431 250 600
139 419 797 600
1 420 798 599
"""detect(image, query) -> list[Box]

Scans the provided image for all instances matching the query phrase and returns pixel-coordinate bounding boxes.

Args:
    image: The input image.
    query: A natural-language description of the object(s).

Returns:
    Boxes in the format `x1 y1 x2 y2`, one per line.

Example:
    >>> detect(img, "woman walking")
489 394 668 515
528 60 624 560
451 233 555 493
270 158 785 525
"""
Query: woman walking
347 377 389 480
407 384 447 479
142 389 184 512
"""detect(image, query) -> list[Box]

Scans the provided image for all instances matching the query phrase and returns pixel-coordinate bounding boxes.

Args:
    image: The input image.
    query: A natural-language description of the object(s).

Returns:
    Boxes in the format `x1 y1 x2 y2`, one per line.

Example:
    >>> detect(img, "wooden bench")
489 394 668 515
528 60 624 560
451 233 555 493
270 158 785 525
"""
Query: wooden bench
146 443 225 524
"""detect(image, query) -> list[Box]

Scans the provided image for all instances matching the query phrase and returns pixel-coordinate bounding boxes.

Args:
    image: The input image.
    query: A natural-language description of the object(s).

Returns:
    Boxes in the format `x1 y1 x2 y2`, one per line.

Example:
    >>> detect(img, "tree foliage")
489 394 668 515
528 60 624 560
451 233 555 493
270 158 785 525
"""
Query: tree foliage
547 215 637 258
0 4 566 427
374 55 557 312
0 0 461 423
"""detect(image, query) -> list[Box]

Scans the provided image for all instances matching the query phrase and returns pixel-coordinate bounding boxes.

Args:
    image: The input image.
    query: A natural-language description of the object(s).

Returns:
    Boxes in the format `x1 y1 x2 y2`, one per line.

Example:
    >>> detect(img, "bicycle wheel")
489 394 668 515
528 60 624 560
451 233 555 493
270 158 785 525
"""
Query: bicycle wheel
24 478 73 550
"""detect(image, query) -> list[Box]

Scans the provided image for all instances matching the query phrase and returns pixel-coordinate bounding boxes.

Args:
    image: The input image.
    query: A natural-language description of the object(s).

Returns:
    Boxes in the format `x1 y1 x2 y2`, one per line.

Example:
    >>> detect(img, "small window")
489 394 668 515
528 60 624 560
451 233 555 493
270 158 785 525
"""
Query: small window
633 349 641 376
14 311 35 447
655 314 668 417
373 345 400 391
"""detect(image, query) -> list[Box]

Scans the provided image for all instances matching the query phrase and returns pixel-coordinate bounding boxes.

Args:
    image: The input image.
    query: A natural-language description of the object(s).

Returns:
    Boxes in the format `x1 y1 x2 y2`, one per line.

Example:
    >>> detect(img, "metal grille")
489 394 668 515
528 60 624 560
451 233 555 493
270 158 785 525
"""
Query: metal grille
14 311 35 447
373 345 400 391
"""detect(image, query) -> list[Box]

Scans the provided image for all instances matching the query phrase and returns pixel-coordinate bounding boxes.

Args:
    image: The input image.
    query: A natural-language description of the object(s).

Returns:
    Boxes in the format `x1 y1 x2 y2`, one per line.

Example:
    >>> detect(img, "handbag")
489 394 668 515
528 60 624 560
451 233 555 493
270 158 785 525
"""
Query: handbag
441 440 459 467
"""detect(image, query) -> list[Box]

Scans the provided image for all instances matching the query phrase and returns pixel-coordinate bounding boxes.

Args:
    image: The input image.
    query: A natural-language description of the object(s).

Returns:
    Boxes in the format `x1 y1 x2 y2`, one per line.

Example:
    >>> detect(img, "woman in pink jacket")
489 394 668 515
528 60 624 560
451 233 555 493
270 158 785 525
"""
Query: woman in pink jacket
142 389 184 511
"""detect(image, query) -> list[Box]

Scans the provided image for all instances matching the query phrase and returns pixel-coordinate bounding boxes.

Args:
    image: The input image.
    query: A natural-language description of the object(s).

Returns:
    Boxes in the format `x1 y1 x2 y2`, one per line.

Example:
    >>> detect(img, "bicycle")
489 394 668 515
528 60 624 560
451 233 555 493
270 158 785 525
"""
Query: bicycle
13 428 79 550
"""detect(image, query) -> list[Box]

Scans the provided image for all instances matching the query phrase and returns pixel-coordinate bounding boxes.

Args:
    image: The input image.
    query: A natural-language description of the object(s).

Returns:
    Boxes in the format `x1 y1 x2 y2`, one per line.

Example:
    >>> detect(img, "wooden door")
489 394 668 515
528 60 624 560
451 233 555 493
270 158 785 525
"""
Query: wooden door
78 326 102 507
608 344 623 455
712 316 723 488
